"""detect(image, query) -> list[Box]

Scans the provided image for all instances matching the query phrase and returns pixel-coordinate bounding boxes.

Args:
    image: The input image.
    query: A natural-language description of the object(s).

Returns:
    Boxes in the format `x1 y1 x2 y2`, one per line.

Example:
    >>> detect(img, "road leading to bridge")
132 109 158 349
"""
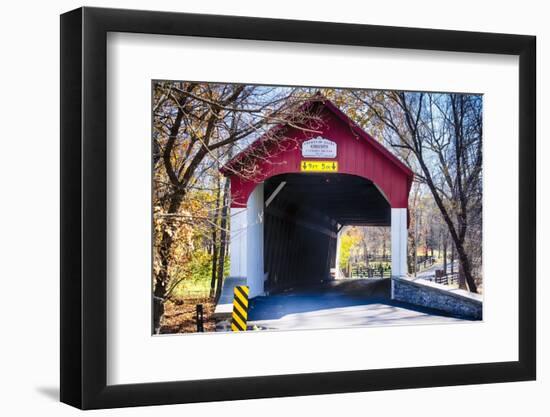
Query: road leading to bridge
247 279 470 331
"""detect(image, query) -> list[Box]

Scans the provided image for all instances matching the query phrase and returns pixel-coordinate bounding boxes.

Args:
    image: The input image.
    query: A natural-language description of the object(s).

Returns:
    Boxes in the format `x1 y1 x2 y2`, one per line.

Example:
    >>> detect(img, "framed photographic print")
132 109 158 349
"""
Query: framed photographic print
60 6 536 409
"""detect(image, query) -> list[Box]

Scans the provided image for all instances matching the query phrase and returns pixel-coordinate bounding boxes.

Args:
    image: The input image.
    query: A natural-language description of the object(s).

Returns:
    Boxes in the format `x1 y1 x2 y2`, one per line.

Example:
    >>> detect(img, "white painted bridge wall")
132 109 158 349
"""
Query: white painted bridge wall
391 207 408 277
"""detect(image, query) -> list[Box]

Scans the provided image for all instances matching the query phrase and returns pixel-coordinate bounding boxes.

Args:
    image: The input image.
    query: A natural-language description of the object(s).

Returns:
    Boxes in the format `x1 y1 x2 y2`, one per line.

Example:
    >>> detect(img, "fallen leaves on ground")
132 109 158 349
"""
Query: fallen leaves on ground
160 298 217 334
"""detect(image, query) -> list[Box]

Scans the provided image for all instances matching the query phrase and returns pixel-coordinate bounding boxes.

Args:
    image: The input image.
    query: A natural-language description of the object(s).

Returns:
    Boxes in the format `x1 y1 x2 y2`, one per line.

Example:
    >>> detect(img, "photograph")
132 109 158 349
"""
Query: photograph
152 82 483 334
0 0 542 413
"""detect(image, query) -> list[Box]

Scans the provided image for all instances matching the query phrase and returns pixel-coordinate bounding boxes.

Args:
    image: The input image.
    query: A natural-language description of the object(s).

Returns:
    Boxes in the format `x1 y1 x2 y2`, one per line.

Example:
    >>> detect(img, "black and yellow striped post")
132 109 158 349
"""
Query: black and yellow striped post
231 285 249 332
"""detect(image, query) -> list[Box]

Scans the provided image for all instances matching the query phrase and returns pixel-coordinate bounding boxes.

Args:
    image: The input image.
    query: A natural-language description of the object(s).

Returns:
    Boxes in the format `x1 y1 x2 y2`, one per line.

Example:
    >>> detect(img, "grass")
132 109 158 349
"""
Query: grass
167 252 229 301
170 277 212 301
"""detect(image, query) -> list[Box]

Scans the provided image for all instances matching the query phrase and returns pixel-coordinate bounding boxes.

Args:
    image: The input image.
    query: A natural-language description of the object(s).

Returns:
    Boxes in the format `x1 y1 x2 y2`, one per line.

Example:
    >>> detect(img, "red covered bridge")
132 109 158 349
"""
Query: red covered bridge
220 96 413 299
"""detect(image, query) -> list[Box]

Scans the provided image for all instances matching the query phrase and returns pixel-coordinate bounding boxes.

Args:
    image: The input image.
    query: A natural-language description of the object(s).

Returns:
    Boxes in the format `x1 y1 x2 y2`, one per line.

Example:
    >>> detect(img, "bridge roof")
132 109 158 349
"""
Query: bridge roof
222 96 413 209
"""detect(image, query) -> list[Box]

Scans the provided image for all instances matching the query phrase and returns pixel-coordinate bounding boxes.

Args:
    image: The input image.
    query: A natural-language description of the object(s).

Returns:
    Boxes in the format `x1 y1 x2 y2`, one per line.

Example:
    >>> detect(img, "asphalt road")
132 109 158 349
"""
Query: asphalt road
247 278 468 331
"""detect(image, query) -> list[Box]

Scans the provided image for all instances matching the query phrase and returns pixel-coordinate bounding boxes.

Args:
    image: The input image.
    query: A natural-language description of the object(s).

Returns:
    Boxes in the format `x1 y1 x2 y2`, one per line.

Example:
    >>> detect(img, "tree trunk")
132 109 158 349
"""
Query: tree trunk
438 230 442 259
443 237 448 275
450 244 455 275
214 178 230 302
209 236 218 298
153 190 185 334
458 262 466 290
209 176 222 298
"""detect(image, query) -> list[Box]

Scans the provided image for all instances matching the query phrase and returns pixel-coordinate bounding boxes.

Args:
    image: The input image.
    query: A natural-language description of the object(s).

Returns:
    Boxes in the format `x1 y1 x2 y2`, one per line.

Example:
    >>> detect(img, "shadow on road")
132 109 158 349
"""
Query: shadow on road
249 278 467 322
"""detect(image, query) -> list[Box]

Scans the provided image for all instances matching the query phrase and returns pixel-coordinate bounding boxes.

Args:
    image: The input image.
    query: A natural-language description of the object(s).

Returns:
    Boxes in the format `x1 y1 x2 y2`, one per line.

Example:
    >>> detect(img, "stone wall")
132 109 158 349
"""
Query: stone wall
391 276 482 320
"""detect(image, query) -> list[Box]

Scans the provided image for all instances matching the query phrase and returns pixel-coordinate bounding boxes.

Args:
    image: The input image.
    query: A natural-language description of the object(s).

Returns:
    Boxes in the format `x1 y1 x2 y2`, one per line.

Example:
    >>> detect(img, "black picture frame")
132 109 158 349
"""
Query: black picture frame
60 6 536 410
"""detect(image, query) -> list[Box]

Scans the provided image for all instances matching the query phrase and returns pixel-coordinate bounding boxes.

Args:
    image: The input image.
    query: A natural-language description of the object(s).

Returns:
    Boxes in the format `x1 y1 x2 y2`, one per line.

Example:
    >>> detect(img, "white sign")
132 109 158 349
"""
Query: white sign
301 137 337 158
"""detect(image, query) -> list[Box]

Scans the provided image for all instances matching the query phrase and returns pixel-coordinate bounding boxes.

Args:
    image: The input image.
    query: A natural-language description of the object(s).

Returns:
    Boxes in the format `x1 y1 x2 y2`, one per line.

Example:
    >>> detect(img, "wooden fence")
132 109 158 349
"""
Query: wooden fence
350 265 391 279
434 270 459 286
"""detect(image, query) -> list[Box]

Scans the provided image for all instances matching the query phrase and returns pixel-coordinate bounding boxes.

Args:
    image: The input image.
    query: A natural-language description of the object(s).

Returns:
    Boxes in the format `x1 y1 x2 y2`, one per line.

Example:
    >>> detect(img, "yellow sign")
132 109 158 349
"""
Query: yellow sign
300 160 338 172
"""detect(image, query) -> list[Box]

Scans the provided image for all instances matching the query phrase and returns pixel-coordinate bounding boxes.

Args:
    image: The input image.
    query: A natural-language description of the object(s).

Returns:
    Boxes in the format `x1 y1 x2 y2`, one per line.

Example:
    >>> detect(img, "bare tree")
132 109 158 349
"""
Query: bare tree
152 82 323 332
353 91 482 292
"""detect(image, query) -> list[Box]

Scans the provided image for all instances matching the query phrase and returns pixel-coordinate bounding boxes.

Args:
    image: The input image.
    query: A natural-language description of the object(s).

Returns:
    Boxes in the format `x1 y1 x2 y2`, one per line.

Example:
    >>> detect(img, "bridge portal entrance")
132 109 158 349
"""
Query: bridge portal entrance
219 96 413 300
263 173 390 292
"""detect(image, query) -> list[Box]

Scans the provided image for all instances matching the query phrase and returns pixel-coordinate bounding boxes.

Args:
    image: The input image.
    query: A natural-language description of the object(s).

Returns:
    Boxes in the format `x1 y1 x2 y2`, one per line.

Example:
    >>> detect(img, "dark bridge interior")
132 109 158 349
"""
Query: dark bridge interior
263 173 390 293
